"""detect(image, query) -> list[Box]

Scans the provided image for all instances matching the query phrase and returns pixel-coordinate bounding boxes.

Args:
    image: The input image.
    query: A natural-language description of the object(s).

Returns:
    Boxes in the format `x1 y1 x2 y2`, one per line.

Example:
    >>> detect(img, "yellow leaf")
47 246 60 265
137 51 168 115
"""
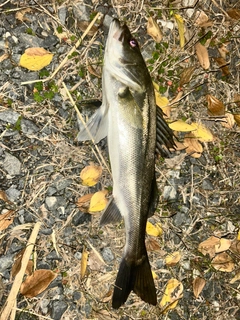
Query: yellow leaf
190 123 214 142
168 120 195 132
193 277 206 298
160 278 183 313
211 252 235 272
89 190 108 212
152 270 158 279
155 90 169 107
147 17 162 43
80 165 102 187
19 47 53 71
146 221 162 237
165 251 181 266
81 246 88 279
237 230 240 241
195 42 210 69
234 114 240 127
152 81 159 91
174 14 185 48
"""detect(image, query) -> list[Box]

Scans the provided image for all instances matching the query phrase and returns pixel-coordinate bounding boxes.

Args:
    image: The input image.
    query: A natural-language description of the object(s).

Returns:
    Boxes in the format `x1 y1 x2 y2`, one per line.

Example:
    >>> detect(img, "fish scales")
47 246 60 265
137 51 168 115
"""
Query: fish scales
78 18 175 309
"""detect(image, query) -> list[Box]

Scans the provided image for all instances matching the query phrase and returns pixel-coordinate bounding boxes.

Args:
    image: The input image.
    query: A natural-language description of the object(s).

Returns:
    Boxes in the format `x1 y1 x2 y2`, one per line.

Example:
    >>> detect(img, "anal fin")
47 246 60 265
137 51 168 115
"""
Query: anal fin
100 197 122 225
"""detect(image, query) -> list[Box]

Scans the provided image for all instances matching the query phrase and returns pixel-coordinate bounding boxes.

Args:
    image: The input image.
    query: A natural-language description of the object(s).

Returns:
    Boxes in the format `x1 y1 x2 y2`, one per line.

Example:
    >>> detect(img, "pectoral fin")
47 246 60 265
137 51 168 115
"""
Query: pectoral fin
100 197 122 225
77 103 108 143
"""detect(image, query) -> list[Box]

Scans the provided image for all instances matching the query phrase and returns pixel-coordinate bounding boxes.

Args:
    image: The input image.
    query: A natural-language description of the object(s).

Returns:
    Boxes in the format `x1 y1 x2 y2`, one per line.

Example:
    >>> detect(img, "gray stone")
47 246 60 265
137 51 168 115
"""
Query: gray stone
0 254 13 273
58 6 68 25
3 153 21 176
73 3 91 21
202 179 214 190
163 185 177 200
5 185 21 201
21 119 39 135
0 110 20 124
101 247 114 262
18 33 43 47
50 300 68 320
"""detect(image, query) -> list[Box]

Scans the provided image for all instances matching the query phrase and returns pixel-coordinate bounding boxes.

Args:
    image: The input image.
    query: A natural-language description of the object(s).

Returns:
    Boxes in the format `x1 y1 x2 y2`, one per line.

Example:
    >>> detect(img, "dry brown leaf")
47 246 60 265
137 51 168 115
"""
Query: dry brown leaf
20 269 57 298
165 153 187 169
195 42 210 69
195 10 211 27
211 252 235 272
198 236 220 258
218 45 229 60
81 246 89 279
147 17 162 43
227 8 240 20
160 278 183 313
88 249 106 272
87 59 101 78
229 239 240 255
193 277 206 298
184 134 203 158
234 114 240 127
180 66 195 86
215 238 231 253
206 94 225 116
214 57 230 76
221 113 235 129
76 193 94 212
233 94 240 107
0 190 10 202
78 20 99 36
15 8 31 22
0 210 15 231
230 272 240 284
80 164 102 187
146 238 162 252
165 251 181 266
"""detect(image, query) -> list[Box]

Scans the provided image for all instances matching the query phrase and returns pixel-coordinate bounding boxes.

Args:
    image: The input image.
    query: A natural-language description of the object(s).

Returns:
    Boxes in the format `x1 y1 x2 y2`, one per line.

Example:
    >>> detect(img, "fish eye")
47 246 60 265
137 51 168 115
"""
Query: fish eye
129 39 138 47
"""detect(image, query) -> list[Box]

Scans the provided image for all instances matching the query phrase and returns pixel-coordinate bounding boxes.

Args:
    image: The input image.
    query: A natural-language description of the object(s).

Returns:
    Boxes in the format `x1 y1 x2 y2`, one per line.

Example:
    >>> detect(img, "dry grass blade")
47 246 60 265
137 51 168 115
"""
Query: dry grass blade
0 221 41 320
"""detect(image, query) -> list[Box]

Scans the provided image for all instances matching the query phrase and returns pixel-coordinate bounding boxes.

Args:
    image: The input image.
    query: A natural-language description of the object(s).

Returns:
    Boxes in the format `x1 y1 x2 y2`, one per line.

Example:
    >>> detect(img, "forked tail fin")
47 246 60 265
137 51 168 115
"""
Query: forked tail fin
112 254 157 309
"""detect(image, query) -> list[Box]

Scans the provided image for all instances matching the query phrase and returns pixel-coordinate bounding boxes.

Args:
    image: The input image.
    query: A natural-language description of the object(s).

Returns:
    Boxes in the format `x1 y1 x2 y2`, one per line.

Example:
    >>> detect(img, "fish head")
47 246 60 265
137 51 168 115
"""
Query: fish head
104 18 150 93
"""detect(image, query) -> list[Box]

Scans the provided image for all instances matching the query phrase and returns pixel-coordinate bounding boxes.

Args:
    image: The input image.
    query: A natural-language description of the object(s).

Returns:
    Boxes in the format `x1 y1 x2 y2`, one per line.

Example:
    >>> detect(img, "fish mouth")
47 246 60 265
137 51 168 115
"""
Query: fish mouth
110 18 128 44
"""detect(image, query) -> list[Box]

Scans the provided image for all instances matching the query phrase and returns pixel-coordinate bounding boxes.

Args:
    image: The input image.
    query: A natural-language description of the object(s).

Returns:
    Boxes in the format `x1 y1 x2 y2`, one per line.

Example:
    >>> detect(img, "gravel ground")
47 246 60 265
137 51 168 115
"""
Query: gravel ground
0 0 240 319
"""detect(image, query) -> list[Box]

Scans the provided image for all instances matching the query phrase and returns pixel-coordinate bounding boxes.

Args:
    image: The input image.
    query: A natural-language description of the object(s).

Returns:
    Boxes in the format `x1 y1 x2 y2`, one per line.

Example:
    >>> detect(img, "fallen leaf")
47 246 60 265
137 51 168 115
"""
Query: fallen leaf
193 277 206 298
0 190 10 203
147 17 162 43
146 221 162 237
195 42 210 69
229 239 240 255
20 269 57 298
214 57 230 76
0 210 15 231
152 271 158 279
211 252 235 272
88 249 106 271
168 120 195 132
234 114 240 127
233 94 240 107
80 164 102 187
19 47 53 71
87 59 101 78
15 8 31 22
238 231 240 241
227 8 240 20
155 91 171 117
78 20 99 36
184 134 203 158
198 236 220 258
76 193 94 212
218 45 229 60
215 238 231 253
195 10 210 27
81 246 89 279
206 95 225 116
165 153 187 169
89 190 108 212
146 238 162 252
0 53 9 63
174 14 185 48
230 272 240 284
190 123 214 142
160 278 183 313
180 66 195 86
221 113 235 129
165 251 181 266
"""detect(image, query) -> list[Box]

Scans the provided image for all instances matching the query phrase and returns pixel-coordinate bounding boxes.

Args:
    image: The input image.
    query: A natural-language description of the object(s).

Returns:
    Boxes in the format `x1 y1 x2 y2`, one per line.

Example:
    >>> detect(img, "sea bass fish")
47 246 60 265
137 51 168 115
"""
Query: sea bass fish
78 18 174 308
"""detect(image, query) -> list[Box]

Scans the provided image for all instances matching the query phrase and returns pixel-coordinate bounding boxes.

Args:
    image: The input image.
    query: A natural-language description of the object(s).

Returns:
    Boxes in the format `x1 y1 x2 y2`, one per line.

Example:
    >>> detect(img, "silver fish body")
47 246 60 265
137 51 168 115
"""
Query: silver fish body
78 19 174 308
